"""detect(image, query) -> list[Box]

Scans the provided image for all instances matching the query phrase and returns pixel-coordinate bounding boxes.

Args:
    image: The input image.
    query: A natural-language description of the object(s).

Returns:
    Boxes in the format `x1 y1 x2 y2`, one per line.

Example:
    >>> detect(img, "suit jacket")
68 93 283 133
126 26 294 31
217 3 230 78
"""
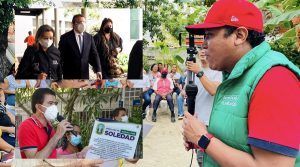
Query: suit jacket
59 30 101 79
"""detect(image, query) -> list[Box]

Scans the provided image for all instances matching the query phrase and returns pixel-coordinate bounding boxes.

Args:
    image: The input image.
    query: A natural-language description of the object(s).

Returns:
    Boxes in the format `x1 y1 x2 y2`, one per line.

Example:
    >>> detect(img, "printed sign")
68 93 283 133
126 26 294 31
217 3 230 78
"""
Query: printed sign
85 120 141 160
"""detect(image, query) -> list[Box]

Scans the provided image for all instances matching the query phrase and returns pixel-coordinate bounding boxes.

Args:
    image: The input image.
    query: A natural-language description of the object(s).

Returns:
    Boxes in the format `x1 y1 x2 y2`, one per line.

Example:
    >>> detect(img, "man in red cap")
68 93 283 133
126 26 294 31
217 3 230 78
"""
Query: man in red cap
152 67 176 123
182 0 300 167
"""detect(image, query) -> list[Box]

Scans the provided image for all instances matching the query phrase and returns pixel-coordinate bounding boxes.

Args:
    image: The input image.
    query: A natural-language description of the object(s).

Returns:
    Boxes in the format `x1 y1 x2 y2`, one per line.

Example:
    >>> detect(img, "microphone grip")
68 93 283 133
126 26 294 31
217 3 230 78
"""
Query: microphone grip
56 115 77 136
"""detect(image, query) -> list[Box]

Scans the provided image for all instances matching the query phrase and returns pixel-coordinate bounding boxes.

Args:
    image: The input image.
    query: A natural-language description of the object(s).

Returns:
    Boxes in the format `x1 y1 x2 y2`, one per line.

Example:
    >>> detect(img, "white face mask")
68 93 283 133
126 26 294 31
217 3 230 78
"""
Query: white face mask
121 115 129 123
77 23 86 33
39 39 53 48
41 105 58 122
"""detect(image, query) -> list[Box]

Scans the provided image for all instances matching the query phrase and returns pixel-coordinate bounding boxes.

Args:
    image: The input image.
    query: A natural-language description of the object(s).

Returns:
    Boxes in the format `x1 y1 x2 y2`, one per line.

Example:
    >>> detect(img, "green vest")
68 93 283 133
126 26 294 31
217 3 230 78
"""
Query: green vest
204 42 300 167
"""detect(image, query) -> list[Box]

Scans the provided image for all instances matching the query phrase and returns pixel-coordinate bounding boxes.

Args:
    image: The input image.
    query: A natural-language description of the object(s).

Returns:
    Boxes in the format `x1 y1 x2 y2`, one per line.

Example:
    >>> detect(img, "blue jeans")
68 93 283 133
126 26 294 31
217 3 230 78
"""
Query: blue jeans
142 89 154 110
177 94 184 116
6 95 15 106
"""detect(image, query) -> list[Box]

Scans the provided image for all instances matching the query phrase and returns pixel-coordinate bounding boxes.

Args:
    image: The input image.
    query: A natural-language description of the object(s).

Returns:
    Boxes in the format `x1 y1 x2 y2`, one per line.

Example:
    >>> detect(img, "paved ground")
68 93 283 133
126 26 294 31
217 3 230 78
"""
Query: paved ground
124 101 199 167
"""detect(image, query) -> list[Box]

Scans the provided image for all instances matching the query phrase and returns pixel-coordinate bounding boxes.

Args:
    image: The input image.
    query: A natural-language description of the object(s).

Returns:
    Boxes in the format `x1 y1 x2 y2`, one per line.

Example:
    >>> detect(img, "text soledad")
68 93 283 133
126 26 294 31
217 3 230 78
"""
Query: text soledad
105 130 135 140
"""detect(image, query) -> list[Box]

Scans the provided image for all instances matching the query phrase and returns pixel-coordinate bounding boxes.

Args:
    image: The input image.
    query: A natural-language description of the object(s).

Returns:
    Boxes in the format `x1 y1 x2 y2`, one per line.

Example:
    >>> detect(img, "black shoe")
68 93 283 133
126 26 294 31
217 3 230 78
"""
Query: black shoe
152 112 157 122
171 112 175 123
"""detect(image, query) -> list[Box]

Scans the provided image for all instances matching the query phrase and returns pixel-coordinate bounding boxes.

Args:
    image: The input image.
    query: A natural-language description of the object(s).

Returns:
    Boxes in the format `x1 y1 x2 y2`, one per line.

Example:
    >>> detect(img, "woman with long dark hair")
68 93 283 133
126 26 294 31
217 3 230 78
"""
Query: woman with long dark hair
56 124 83 156
93 18 123 79
16 24 62 80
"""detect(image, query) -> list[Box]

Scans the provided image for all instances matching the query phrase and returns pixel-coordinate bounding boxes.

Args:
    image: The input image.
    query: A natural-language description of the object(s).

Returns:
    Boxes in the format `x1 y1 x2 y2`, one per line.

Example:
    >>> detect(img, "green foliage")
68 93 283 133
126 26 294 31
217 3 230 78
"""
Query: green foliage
118 53 129 73
143 54 150 72
95 0 140 8
143 0 208 46
128 104 142 124
15 88 36 115
265 9 300 26
143 0 168 42
154 41 186 71
270 39 300 67
254 0 300 66
0 0 29 33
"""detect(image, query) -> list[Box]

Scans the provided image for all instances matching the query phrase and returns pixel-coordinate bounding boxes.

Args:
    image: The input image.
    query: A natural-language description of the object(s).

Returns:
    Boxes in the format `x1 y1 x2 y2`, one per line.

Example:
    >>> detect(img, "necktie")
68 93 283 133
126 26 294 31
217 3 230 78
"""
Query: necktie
78 35 83 53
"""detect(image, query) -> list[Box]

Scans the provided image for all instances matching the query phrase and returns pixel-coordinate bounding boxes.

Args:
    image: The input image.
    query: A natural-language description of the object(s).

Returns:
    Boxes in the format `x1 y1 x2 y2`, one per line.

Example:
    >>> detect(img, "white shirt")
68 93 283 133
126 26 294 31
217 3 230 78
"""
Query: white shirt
74 30 84 52
186 68 222 125
167 72 181 80
129 74 151 91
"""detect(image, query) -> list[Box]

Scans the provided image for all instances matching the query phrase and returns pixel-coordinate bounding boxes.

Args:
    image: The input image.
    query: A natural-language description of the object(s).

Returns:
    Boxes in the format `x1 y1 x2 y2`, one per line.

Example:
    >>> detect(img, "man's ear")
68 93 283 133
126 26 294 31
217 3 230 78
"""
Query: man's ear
234 27 248 46
35 104 43 113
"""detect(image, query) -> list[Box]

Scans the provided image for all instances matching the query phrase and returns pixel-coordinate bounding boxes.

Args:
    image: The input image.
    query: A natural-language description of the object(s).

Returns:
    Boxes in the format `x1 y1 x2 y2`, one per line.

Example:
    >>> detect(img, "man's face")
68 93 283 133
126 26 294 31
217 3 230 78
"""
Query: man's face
73 16 86 32
114 110 126 122
38 94 57 114
198 49 208 64
203 28 235 72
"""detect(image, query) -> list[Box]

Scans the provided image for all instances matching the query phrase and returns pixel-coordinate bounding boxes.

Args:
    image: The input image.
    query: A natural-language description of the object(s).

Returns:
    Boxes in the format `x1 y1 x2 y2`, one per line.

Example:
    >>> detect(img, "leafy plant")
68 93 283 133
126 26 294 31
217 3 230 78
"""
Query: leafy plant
117 53 129 73
270 39 300 67
143 54 151 72
253 0 300 67
153 41 185 71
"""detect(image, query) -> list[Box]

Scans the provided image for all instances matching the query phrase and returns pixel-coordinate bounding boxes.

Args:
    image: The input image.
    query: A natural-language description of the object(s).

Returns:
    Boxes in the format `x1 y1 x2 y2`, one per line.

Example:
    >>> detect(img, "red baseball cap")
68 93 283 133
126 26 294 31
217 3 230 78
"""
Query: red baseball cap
186 0 263 35
161 67 168 73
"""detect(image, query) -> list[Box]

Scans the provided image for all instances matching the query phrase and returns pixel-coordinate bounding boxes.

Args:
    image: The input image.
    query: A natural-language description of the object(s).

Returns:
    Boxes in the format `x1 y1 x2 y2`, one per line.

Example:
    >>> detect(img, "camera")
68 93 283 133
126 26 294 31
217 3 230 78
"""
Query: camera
187 34 198 55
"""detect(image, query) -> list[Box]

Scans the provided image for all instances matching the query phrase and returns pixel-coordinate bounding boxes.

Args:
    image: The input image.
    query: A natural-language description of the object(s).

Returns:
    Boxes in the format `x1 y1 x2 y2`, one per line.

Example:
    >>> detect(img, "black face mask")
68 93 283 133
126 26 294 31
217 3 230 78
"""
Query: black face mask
104 27 112 33
161 73 167 78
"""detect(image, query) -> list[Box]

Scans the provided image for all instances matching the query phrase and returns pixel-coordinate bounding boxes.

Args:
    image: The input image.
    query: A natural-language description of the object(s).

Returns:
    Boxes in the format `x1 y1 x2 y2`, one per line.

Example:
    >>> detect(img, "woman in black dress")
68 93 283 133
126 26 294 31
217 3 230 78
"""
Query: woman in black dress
93 18 123 79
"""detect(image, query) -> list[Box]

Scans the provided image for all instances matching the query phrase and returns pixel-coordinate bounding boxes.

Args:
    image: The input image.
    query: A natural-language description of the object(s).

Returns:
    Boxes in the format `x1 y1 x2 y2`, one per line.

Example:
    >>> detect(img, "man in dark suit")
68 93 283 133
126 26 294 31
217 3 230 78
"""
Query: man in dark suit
59 14 102 79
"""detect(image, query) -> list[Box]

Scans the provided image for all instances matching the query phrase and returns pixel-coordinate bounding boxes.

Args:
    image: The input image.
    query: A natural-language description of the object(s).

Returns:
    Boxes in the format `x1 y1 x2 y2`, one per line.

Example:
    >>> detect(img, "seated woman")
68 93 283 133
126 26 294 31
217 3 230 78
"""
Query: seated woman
0 104 15 147
56 124 87 158
0 129 14 154
2 64 30 112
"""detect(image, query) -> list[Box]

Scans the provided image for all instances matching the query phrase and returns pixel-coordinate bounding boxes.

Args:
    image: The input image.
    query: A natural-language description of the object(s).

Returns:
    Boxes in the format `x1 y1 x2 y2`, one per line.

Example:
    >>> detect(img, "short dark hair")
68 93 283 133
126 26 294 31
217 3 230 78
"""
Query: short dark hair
72 14 85 24
150 63 157 71
111 107 126 118
31 88 56 113
28 31 32 35
223 25 265 48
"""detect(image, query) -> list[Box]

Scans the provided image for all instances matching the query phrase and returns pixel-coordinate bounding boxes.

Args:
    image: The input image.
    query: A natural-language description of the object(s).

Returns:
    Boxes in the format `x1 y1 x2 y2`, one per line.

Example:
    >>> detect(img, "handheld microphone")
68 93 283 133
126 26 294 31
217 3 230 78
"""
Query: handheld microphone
56 115 77 136
56 115 65 122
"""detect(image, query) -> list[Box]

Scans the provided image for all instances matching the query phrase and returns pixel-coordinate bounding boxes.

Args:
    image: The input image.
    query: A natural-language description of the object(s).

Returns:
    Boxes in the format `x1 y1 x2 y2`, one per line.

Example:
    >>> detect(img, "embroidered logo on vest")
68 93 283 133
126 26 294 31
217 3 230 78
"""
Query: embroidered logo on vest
221 95 239 106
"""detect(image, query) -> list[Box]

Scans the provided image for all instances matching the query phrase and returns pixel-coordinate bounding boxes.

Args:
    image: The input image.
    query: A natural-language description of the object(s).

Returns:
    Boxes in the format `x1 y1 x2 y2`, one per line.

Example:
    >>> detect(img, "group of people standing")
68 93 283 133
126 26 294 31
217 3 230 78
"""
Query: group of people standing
17 14 123 80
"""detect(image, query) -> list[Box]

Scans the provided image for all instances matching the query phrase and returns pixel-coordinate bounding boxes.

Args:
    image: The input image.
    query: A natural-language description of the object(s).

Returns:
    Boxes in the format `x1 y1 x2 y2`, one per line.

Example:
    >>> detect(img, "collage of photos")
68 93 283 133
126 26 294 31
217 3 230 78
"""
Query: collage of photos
1 0 300 167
